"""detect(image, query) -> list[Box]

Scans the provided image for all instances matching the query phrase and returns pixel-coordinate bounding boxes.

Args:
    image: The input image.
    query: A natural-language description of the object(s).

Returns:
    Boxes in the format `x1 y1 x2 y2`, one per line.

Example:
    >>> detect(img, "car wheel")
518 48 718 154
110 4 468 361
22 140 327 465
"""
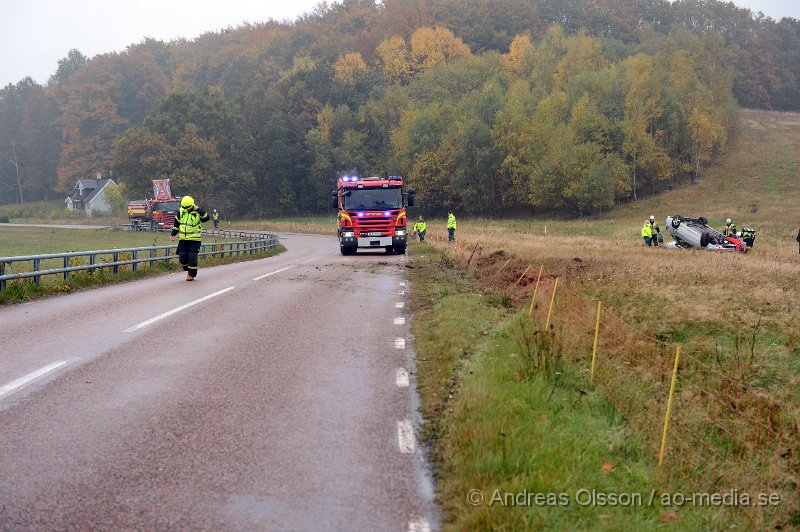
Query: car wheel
700 231 710 247
699 216 708 226
671 216 682 228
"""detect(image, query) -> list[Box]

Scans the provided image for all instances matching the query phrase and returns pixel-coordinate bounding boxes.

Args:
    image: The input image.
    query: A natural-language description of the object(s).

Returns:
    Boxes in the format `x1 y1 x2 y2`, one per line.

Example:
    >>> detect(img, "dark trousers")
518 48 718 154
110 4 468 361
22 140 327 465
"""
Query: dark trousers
213 220 219 228
177 239 201 277
418 229 426 241
448 228 455 241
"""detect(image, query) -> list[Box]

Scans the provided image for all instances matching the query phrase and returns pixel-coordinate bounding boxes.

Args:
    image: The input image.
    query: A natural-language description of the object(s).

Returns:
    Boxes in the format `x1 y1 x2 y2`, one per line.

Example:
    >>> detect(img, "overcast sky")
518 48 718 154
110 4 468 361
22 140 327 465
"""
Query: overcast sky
2 0 799 88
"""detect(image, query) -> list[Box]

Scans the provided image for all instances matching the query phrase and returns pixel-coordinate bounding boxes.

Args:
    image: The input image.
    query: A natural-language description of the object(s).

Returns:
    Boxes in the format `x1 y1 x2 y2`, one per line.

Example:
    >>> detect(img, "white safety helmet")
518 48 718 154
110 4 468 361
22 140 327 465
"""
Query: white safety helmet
726 218 731 224
649 215 655 222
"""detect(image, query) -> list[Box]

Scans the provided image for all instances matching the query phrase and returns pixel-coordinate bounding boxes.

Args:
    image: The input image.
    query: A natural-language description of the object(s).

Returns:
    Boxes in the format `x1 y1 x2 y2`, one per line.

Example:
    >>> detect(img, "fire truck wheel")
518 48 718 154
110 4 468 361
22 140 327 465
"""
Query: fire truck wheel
385 246 394 254
393 245 406 254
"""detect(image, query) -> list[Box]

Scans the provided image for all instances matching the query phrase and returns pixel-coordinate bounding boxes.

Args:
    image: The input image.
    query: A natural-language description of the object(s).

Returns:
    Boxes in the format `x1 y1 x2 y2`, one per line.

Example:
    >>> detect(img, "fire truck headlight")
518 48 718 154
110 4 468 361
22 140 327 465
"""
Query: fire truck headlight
395 230 405 236
342 230 355 238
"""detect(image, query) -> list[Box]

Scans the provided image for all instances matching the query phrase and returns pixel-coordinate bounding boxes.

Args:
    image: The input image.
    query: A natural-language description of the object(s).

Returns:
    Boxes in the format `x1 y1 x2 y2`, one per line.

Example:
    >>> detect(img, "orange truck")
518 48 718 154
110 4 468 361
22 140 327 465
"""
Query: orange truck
331 175 415 255
127 179 181 231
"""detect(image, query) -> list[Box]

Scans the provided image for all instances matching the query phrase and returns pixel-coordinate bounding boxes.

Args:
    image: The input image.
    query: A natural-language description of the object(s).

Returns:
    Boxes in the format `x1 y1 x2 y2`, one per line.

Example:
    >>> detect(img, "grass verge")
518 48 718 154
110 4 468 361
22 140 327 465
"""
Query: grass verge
408 241 740 530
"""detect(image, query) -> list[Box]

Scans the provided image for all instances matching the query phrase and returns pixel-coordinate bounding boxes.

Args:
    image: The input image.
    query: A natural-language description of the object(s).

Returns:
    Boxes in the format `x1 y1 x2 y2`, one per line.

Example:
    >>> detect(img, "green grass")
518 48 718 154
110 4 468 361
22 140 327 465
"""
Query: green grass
0 199 125 224
0 226 170 257
408 242 737 530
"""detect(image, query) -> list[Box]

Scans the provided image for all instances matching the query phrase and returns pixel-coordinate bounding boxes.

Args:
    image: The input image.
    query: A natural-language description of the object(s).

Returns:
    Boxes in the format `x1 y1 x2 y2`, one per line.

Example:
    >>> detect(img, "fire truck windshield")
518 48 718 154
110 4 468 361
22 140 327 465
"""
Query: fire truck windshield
157 201 180 211
343 187 402 210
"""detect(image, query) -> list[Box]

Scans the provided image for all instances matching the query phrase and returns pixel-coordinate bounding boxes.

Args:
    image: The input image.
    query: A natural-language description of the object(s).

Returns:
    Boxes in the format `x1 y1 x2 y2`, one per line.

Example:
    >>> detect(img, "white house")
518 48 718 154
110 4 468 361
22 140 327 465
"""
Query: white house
65 177 118 217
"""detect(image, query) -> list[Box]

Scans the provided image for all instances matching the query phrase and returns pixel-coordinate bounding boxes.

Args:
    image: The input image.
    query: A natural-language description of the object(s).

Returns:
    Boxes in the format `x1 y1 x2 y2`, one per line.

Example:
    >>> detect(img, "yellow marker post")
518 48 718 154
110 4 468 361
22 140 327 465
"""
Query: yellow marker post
659 346 682 466
590 301 601 382
513 264 532 288
490 258 512 281
544 277 559 331
528 265 543 317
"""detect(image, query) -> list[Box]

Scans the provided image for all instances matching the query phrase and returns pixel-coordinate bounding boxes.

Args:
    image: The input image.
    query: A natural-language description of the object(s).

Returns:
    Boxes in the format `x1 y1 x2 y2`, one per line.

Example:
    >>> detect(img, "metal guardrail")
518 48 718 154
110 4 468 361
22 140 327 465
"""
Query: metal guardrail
0 231 279 290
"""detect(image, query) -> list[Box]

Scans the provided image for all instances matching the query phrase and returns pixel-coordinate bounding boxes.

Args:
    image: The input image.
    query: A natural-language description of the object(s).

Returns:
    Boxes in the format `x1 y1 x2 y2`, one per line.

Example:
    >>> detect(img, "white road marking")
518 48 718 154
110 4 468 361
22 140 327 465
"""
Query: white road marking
394 317 406 325
397 419 416 453
252 265 295 281
398 290 405 295
409 517 431 532
301 257 318 264
400 281 406 286
396 368 409 387
395 302 405 308
394 338 406 349
124 287 235 332
0 360 69 400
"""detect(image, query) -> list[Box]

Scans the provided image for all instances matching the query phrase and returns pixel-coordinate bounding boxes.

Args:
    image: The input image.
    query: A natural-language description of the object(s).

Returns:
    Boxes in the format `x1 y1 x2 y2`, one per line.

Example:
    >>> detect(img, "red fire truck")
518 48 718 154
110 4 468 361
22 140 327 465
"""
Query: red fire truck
127 179 181 231
331 175 415 255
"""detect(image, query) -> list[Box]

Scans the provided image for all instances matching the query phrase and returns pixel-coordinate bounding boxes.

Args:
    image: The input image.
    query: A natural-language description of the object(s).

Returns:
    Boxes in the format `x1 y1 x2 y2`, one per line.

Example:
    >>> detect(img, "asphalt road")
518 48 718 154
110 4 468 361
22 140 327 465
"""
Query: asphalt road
0 233 436 531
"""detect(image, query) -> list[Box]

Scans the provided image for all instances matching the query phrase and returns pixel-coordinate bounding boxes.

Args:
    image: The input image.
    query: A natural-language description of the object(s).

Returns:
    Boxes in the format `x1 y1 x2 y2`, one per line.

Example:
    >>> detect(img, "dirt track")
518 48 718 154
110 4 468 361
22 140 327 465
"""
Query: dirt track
0 233 436 530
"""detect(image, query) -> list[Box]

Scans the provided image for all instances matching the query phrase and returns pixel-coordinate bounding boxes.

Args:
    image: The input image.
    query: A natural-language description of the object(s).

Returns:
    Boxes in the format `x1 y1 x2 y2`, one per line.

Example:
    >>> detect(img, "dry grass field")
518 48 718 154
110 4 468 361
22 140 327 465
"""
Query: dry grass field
424 109 800 403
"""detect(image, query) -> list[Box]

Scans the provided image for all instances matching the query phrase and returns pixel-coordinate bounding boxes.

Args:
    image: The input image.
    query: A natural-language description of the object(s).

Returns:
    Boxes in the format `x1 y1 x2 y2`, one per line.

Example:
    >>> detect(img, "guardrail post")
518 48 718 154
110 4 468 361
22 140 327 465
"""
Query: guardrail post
149 248 155 269
63 256 69 281
89 254 96 274
112 252 119 274
132 250 138 272
33 259 41 285
0 263 5 290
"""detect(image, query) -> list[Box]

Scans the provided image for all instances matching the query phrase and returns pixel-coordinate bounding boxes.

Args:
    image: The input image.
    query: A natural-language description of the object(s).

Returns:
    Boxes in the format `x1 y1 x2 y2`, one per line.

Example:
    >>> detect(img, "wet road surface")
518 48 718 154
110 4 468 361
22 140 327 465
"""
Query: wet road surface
0 233 436 531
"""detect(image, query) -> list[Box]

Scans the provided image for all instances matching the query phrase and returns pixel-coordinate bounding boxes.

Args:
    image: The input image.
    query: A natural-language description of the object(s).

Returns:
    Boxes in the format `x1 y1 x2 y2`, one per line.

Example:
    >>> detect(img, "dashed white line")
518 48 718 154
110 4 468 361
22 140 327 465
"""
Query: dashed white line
400 281 406 287
0 360 70 400
124 286 236 332
408 517 431 532
394 338 406 349
396 368 410 387
395 302 405 308
394 317 406 325
398 290 405 295
301 257 318 264
397 419 416 453
252 265 295 281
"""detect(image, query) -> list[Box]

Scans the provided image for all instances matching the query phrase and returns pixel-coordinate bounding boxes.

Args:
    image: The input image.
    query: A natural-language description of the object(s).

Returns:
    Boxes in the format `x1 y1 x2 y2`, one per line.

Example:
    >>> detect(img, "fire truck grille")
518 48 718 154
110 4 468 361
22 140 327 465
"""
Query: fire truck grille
356 217 392 236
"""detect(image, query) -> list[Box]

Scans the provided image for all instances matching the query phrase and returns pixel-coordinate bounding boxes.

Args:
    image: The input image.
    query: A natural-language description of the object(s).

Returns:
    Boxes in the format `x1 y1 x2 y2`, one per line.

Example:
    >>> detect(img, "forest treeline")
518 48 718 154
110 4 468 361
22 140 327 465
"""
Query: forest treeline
0 0 797 215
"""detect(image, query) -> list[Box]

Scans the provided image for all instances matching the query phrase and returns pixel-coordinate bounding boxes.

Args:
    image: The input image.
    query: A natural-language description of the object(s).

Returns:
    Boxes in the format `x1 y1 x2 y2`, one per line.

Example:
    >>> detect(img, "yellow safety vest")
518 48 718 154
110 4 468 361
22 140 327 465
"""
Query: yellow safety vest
414 220 427 233
641 222 652 238
447 214 457 229
177 208 203 241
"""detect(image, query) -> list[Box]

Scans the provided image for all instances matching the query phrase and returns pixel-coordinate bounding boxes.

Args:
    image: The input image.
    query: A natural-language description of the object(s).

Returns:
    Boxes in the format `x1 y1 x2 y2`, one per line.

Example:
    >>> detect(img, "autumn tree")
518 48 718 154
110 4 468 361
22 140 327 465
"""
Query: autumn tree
410 27 471 72
334 52 368 85
504 34 531 76
376 36 412 84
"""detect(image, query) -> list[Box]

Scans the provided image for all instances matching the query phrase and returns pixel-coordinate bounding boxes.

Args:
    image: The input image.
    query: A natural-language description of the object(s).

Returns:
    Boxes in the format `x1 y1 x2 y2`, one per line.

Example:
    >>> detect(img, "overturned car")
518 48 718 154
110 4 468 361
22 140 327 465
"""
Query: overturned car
665 215 753 253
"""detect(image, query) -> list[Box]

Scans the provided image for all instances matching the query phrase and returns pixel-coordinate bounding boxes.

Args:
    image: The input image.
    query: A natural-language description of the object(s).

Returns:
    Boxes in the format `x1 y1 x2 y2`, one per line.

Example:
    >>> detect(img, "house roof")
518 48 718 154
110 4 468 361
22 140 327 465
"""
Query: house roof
68 178 116 204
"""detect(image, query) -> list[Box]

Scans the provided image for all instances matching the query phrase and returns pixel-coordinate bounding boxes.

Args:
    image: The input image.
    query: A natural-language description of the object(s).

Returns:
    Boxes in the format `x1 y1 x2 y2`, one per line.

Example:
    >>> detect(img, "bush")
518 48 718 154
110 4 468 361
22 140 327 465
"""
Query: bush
0 215 9 223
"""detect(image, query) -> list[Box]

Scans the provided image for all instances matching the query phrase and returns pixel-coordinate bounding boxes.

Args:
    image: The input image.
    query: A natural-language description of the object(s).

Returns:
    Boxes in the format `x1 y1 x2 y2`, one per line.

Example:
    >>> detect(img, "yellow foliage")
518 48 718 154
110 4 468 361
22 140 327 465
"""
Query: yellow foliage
410 27 471 72
316 105 335 143
505 34 531 75
552 32 608 88
334 52 368 85
376 36 412 84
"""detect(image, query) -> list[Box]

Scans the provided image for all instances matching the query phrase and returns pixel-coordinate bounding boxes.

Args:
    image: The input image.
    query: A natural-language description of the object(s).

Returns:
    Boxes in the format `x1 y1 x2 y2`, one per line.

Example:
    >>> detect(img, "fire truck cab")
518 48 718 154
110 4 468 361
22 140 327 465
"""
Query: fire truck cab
331 175 414 255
